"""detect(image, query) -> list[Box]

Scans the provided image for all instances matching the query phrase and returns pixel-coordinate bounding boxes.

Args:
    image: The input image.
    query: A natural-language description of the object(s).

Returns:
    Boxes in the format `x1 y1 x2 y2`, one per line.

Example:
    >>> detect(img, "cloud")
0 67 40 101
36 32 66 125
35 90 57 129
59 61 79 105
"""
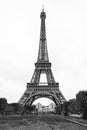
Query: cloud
0 0 87 103
0 77 26 103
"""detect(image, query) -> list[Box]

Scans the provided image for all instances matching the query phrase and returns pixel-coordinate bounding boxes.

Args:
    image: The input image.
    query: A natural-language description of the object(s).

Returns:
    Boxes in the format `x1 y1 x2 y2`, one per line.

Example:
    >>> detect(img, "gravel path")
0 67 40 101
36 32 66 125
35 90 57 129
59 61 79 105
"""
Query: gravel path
0 115 87 130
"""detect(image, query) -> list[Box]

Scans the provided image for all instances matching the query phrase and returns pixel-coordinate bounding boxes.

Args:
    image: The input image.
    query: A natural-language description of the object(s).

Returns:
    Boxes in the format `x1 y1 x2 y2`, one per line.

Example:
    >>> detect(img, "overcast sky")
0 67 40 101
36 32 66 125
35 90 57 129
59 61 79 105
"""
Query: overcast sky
0 0 87 105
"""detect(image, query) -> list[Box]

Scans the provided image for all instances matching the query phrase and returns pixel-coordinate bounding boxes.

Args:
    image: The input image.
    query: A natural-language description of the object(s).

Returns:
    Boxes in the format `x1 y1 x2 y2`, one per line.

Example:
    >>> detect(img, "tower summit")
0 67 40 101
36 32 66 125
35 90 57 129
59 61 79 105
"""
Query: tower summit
19 8 66 106
37 6 49 62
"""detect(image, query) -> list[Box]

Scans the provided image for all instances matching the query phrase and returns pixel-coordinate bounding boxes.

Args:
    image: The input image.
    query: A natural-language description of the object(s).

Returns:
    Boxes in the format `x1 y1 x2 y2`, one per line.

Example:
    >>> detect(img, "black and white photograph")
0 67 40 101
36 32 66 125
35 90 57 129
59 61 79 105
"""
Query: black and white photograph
0 0 87 130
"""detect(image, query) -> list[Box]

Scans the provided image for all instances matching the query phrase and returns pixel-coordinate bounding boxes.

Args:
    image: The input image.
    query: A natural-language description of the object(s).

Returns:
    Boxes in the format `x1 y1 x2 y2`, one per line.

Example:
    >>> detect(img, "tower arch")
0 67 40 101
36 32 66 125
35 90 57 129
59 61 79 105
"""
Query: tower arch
23 91 62 106
32 97 55 106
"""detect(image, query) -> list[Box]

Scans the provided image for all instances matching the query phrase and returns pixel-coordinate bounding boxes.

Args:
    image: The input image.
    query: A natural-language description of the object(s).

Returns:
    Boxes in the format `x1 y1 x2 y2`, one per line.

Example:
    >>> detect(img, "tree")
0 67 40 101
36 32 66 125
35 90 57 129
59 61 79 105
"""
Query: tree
68 99 78 114
0 98 8 114
9 103 24 114
76 91 87 119
25 105 36 113
55 104 62 114
5 105 14 115
62 101 70 116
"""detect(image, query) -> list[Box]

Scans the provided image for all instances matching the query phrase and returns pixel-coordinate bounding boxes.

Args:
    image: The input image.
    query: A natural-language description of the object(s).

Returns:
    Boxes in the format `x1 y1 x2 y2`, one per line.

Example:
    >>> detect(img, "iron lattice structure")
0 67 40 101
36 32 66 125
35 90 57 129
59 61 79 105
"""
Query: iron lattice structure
19 8 66 106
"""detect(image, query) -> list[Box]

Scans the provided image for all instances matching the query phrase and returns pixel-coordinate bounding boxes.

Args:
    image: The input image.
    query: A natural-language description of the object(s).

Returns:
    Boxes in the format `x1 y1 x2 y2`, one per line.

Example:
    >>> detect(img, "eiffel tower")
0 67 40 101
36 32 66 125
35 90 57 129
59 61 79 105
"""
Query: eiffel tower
19 8 66 106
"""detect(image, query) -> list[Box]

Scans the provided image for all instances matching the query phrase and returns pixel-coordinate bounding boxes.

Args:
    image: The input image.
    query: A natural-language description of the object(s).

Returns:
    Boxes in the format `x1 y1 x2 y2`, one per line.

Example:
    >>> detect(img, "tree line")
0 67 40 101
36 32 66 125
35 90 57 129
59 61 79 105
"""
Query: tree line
56 90 87 119
0 98 36 115
0 90 87 119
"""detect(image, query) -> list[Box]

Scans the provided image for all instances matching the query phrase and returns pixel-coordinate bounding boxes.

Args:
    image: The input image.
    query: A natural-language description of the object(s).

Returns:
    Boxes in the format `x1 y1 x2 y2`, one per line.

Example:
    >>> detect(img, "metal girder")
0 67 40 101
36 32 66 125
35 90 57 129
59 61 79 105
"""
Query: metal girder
19 9 66 107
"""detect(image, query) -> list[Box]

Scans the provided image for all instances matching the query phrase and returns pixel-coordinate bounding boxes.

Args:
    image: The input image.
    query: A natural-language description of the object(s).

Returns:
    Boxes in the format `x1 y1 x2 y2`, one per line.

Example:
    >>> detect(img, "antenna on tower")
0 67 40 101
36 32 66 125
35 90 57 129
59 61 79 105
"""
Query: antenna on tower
42 5 44 12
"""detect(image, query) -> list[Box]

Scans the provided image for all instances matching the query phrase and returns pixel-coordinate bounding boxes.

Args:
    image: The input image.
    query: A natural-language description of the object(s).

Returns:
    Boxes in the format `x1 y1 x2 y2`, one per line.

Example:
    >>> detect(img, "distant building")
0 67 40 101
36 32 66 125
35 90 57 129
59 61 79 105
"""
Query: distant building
36 103 55 113
36 103 42 112
49 103 55 112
